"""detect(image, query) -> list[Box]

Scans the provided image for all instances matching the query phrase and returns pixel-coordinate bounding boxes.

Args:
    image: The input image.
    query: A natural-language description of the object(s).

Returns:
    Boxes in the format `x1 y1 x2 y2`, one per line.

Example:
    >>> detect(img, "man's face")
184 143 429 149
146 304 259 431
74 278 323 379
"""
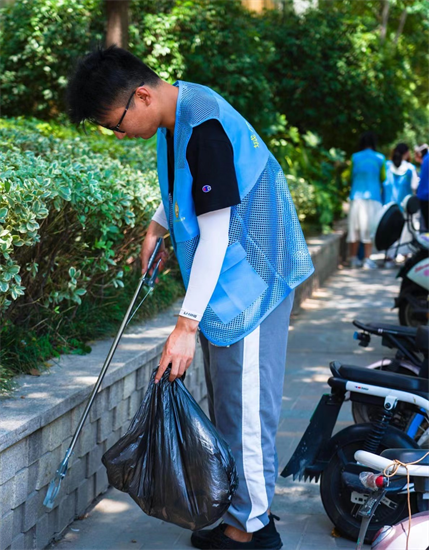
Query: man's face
100 84 161 140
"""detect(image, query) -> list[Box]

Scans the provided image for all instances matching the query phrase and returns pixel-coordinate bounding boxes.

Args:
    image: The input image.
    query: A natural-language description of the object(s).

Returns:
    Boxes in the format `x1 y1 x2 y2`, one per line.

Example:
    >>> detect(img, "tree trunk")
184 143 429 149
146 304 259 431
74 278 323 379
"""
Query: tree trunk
105 0 129 50
394 9 408 45
380 0 390 43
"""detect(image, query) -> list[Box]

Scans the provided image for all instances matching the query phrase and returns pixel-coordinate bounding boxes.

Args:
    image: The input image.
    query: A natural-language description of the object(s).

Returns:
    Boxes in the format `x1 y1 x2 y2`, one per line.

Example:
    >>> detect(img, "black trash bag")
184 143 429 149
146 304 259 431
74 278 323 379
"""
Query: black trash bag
102 367 238 530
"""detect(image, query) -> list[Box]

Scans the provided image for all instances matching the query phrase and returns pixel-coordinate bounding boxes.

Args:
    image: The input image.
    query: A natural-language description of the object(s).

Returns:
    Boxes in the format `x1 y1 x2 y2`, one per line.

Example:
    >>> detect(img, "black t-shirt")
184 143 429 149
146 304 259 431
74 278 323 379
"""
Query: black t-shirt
166 119 241 216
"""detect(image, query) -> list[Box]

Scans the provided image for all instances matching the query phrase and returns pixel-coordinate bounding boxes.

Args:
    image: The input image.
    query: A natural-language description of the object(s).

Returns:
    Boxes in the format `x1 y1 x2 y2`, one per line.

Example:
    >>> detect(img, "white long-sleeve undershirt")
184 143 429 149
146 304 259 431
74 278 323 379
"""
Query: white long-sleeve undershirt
152 202 169 230
151 202 230 322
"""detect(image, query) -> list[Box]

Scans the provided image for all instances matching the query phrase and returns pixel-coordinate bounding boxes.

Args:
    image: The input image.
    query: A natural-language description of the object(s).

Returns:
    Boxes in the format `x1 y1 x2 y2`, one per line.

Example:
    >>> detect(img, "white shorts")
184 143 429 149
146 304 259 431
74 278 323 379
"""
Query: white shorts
347 199 382 243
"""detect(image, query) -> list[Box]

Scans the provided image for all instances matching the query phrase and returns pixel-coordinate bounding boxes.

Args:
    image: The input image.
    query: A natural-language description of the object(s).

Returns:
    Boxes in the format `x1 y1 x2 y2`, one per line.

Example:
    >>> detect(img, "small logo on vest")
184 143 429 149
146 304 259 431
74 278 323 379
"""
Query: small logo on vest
175 201 179 219
250 134 259 148
202 185 212 193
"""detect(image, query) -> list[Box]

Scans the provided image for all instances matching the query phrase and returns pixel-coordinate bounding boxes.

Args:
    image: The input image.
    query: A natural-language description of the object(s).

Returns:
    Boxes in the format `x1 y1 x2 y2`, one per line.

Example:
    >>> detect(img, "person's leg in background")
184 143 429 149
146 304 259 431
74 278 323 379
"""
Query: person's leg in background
347 199 363 268
196 292 294 545
360 199 381 269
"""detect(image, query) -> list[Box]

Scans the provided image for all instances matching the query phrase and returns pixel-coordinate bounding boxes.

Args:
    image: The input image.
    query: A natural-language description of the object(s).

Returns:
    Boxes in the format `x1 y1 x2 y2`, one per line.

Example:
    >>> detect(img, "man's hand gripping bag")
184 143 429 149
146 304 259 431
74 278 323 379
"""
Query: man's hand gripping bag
102 368 238 530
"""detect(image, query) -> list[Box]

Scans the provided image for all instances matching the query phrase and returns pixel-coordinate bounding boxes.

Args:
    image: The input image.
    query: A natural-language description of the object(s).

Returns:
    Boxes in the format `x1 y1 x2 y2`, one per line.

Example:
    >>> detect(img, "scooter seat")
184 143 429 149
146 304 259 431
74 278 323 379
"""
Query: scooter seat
381 448 429 465
336 363 429 398
353 320 417 337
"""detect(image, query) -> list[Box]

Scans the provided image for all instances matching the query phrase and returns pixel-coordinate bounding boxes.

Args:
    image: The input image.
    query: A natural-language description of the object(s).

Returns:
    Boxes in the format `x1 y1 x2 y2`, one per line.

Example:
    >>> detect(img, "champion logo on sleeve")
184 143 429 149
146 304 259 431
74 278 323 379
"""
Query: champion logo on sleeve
202 185 212 193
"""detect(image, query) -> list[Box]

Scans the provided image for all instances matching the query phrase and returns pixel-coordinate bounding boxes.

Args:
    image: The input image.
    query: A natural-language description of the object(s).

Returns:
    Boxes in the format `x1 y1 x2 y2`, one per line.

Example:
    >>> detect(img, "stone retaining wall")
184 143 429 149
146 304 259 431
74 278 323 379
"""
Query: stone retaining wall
0 227 344 550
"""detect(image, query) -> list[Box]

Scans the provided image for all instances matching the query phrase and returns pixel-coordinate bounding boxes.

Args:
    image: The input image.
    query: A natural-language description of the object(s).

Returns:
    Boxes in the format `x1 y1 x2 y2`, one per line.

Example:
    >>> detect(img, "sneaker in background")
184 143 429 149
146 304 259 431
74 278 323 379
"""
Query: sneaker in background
350 257 363 269
363 258 378 270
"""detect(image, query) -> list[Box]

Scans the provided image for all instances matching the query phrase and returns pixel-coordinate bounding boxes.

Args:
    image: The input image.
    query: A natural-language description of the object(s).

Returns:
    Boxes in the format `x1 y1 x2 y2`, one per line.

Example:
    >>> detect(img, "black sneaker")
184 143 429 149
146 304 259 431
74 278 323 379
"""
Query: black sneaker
209 525 255 550
253 514 283 549
191 515 282 550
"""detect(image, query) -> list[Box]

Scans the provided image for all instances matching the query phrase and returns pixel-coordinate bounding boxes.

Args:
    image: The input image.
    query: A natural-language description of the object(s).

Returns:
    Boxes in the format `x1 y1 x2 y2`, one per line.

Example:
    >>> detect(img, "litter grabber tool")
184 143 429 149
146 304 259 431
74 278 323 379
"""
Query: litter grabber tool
43 238 164 509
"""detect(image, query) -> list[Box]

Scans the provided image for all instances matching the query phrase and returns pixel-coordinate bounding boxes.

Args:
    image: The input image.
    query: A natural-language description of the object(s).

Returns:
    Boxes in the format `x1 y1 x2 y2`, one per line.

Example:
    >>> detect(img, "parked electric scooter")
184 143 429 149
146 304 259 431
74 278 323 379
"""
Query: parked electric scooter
374 196 429 327
353 447 429 550
281 362 428 543
351 323 428 438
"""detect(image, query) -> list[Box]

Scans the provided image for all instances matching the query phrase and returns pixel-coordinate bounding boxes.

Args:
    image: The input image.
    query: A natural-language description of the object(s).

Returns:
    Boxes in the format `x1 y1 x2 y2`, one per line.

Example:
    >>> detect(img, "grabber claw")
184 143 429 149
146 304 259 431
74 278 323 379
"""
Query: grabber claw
43 449 73 508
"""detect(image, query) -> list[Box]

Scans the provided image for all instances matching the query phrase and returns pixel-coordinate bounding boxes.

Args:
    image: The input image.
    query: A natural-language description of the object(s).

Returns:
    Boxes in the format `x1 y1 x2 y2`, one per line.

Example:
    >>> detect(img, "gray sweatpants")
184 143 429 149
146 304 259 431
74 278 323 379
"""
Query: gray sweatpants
199 292 294 533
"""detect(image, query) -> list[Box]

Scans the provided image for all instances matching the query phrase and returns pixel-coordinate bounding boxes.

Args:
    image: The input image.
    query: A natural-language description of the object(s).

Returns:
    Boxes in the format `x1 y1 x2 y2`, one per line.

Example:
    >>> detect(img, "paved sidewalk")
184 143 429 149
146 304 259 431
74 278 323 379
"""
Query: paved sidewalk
51 266 400 550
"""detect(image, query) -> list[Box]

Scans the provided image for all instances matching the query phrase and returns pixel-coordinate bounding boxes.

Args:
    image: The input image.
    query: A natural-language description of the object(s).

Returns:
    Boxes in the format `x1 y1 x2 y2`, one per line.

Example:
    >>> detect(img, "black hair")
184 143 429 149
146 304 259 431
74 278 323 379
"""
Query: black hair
392 143 409 168
66 45 161 127
358 131 377 151
421 148 428 158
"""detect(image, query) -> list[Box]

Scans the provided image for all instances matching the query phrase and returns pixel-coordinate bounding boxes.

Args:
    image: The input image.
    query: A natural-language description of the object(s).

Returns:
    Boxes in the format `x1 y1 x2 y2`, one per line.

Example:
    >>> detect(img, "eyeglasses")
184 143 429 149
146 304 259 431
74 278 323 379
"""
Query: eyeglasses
98 81 145 133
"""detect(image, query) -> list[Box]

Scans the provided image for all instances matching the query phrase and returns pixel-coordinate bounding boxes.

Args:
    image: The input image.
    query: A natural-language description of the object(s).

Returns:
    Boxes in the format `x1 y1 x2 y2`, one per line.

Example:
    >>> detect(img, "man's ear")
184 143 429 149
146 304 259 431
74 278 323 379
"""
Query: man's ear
136 86 152 106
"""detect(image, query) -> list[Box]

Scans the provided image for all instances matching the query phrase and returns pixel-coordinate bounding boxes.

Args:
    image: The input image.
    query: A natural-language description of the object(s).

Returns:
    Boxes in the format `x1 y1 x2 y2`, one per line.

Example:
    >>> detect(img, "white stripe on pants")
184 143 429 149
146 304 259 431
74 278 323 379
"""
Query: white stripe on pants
199 291 294 533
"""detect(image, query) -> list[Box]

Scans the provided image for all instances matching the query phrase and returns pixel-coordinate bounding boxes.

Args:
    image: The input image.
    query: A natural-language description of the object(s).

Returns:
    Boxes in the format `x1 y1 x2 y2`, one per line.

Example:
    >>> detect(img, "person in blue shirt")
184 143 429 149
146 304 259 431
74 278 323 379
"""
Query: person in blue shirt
416 144 429 230
382 143 419 265
383 143 419 206
347 132 386 269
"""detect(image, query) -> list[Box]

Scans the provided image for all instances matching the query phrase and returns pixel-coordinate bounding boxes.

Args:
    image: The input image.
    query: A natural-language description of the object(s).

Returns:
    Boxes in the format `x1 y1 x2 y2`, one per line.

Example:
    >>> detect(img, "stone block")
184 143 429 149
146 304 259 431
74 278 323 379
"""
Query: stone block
12 503 24 539
23 490 39 532
23 530 34 550
120 424 129 437
12 467 28 509
76 420 97 459
108 380 124 410
42 415 73 453
0 511 13 550
105 430 121 454
129 390 143 419
87 445 105 478
89 390 108 423
76 478 94 517
0 440 28 484
0 478 13 518
27 430 43 466
35 508 58 550
97 409 113 444
123 372 136 400
95 465 109 496
57 492 76 533
136 362 153 391
71 402 86 432
10 533 25 550
112 401 128 432
35 446 62 491
64 457 86 495
26 462 38 496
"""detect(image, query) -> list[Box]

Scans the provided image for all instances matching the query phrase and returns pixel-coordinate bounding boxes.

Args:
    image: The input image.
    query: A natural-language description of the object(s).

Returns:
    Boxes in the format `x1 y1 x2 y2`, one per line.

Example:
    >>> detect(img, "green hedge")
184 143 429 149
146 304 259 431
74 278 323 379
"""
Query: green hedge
0 118 184 392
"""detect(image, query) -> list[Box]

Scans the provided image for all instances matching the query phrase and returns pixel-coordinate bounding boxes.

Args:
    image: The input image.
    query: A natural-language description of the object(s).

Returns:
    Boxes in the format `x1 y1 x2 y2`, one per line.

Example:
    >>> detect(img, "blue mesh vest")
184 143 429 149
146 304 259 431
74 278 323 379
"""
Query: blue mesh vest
157 81 314 346
382 161 413 205
350 149 385 202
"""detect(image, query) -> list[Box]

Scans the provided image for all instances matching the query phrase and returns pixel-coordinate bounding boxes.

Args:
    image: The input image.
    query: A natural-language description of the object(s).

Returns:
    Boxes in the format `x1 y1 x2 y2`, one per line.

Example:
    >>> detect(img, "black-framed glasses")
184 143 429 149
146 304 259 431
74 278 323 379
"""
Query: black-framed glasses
98 80 145 133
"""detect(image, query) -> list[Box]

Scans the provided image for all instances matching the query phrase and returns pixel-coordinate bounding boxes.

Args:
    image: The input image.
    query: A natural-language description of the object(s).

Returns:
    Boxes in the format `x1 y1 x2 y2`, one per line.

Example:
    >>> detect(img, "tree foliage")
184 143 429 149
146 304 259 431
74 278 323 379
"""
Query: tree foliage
1 0 426 150
0 0 104 118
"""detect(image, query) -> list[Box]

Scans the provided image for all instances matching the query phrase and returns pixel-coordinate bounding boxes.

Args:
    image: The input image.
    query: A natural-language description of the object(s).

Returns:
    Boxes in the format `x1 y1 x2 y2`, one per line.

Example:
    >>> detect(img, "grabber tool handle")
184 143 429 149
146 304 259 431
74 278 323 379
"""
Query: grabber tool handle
44 238 163 508
67 237 163 455
144 237 164 282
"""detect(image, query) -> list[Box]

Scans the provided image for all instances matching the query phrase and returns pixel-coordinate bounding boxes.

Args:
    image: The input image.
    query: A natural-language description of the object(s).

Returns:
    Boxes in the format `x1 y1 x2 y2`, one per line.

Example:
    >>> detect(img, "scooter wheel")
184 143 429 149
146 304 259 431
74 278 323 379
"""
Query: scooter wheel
320 438 416 544
398 280 428 328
